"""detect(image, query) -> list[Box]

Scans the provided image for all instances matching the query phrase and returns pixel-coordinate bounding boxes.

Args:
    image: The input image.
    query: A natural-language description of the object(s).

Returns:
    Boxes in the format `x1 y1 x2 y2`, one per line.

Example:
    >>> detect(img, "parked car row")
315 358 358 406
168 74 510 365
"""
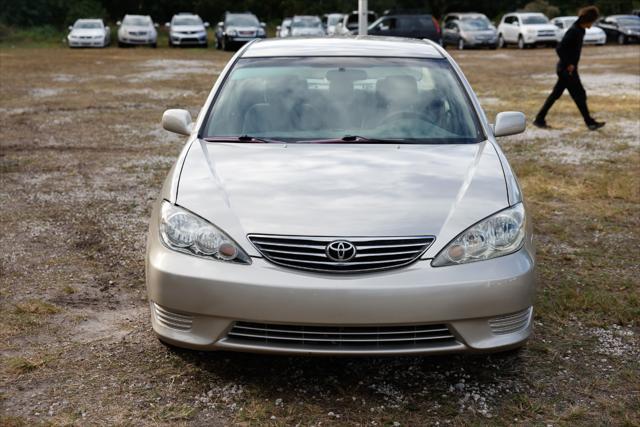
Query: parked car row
67 11 640 50
67 11 265 50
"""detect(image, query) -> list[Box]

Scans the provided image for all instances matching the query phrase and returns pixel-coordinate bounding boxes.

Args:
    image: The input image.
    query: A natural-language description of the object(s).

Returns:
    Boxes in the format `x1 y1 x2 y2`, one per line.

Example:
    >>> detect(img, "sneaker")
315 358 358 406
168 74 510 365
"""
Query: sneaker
533 120 550 129
588 121 605 131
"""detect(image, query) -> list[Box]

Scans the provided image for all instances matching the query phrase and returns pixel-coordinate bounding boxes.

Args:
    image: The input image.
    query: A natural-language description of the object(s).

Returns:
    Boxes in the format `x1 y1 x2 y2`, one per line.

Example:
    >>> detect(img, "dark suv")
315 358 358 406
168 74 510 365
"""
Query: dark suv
215 12 266 51
368 13 441 43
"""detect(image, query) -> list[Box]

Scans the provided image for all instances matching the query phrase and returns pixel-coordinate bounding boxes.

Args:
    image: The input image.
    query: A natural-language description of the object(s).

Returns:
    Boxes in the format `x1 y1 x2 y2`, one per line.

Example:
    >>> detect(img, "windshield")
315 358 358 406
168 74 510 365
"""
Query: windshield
618 16 640 26
293 17 322 28
522 15 549 24
460 19 492 31
327 15 342 26
123 16 151 26
203 57 484 144
562 17 577 26
173 16 203 26
227 15 259 26
74 21 102 29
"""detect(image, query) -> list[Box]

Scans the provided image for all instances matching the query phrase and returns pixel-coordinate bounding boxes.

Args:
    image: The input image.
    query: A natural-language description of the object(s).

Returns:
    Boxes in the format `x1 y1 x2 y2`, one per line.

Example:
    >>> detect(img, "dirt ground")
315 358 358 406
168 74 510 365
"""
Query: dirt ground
1 42 639 426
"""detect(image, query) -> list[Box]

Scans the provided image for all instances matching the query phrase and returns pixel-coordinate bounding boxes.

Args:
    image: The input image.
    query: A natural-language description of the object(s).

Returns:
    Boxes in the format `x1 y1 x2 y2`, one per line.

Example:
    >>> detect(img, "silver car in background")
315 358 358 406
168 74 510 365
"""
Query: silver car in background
67 19 110 48
290 16 325 37
442 13 498 49
166 13 209 47
117 14 158 47
148 37 535 355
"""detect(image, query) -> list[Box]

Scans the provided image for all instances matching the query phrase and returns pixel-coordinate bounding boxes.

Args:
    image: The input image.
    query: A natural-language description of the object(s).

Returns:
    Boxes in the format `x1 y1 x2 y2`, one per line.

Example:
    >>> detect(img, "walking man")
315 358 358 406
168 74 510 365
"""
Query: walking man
534 6 605 131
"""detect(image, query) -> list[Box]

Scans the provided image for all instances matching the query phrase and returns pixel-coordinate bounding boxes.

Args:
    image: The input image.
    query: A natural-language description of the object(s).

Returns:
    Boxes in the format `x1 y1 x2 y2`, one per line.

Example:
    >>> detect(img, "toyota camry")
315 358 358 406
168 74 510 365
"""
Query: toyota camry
146 37 535 355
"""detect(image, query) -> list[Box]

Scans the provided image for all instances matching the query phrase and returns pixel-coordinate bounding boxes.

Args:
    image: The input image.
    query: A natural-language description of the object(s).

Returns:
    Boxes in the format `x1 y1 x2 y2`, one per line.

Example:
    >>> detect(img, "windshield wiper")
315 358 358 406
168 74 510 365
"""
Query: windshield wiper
302 135 407 144
203 135 286 144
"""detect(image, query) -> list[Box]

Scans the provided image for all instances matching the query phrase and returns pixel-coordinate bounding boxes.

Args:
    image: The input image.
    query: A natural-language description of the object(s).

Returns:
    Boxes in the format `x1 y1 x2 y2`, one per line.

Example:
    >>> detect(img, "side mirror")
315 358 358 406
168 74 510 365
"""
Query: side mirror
204 22 210 28
493 112 526 137
116 20 121 26
162 109 193 136
514 21 520 27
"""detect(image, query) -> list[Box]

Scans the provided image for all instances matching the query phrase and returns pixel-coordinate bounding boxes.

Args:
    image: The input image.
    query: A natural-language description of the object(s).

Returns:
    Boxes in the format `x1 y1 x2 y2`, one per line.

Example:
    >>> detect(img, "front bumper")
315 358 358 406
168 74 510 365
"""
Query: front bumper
68 39 104 47
119 36 156 45
170 35 207 46
466 38 498 47
524 34 558 44
146 212 536 355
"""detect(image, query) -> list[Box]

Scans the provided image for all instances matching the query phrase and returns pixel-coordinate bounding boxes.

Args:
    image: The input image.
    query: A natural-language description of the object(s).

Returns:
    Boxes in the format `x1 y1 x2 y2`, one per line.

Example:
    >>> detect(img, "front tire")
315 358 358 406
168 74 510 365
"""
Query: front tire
458 38 465 50
498 34 505 48
618 33 627 45
517 35 526 49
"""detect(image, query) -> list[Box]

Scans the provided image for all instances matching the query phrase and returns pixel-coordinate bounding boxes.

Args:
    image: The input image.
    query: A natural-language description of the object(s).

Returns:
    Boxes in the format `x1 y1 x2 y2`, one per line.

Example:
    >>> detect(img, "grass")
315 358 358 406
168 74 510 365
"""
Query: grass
0 43 638 425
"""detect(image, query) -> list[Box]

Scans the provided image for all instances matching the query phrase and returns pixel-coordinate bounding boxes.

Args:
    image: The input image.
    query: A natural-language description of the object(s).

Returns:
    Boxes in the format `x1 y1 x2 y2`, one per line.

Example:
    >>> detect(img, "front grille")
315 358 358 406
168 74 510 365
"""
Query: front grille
226 321 456 350
537 30 556 37
238 31 256 36
248 234 435 273
489 307 532 335
153 303 193 331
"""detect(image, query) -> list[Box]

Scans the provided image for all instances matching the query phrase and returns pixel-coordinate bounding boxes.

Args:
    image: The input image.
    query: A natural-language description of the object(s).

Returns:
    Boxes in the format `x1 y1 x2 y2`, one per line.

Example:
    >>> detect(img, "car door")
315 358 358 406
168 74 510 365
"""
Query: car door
444 20 459 45
509 16 522 42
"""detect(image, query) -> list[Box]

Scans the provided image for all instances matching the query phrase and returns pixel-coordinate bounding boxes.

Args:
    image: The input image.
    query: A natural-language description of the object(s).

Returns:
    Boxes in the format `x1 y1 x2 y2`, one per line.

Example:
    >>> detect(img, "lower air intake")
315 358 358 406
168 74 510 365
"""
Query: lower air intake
488 307 533 335
226 321 457 350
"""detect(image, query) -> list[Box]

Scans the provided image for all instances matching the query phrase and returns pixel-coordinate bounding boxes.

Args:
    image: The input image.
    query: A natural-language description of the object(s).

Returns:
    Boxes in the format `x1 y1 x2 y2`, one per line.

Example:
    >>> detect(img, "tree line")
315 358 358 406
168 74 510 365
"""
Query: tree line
1 0 635 28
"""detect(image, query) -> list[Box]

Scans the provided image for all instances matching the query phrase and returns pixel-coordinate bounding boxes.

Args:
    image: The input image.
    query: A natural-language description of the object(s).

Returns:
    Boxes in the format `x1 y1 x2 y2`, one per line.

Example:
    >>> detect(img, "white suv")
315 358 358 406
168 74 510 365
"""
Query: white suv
498 13 559 49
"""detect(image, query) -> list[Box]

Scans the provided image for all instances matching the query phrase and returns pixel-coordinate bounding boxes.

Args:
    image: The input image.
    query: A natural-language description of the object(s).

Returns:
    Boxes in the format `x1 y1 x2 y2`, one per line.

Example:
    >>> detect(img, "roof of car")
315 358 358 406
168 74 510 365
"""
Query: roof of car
76 19 103 23
242 37 443 59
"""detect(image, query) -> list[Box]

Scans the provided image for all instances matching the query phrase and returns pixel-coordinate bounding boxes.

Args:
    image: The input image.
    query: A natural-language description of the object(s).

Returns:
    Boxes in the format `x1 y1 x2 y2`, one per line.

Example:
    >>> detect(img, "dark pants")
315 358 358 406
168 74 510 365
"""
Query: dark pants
536 68 594 125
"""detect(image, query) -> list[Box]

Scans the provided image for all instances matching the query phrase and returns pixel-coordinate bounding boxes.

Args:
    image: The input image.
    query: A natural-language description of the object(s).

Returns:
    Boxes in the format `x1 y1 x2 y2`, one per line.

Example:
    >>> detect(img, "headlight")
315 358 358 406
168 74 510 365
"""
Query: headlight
432 203 526 267
257 28 265 36
159 201 251 264
526 28 536 35
227 29 238 37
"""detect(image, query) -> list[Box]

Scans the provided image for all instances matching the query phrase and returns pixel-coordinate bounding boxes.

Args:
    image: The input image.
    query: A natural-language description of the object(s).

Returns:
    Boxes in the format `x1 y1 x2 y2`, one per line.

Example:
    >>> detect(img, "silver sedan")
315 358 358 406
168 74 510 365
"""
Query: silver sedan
147 37 535 355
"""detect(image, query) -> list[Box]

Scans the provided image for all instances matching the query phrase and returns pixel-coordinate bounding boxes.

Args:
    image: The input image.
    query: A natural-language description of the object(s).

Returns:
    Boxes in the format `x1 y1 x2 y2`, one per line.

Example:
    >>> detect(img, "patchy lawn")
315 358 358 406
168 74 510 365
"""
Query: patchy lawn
1 43 638 426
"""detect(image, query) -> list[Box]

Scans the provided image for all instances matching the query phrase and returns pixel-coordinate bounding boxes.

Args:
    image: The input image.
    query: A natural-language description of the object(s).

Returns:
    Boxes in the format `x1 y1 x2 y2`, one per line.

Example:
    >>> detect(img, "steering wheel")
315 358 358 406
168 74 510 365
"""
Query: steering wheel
379 110 434 126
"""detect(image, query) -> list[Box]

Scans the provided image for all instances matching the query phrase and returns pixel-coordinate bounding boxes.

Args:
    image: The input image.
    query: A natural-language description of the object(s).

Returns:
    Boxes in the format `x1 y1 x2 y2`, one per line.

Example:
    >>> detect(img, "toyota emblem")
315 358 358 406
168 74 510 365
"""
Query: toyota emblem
325 240 357 262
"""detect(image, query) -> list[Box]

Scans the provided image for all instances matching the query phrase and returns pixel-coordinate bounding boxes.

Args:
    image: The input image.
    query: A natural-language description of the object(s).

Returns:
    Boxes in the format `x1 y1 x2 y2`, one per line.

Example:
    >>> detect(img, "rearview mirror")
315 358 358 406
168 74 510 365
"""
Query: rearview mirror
493 112 526 137
162 109 193 136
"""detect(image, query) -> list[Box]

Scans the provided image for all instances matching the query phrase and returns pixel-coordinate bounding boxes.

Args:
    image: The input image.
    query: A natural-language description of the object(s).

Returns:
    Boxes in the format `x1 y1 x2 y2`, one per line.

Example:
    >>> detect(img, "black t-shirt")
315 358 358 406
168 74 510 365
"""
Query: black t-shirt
556 22 585 69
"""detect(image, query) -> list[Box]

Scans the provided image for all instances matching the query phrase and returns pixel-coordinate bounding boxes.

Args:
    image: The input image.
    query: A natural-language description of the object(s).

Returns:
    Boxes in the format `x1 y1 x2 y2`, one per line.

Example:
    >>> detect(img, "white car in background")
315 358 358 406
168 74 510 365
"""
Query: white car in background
67 19 110 48
166 13 209 47
498 13 559 49
551 16 606 45
117 14 158 47
290 16 325 37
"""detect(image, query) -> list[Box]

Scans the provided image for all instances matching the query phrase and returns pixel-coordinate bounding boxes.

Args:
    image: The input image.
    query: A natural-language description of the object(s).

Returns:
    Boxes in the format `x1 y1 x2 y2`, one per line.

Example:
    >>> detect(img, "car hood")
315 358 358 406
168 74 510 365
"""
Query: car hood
176 141 509 257
121 25 154 32
523 24 557 31
171 25 205 33
70 29 103 37
585 27 605 35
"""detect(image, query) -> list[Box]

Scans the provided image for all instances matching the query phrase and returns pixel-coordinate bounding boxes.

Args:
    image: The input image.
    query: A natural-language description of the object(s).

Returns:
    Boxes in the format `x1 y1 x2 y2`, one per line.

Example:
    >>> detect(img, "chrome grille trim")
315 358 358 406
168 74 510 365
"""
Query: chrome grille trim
488 307 532 335
226 321 457 349
248 234 435 273
153 303 193 331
